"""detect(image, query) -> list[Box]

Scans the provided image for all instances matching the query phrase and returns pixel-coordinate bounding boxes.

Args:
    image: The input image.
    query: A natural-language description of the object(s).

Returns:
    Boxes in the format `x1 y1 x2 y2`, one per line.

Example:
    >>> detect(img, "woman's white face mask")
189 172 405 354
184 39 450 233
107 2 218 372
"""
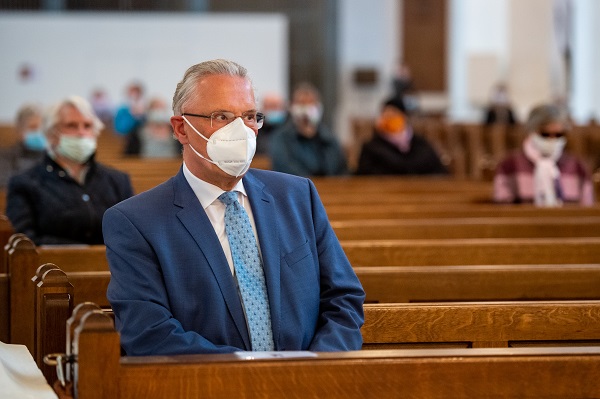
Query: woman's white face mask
531 133 566 158
182 116 257 177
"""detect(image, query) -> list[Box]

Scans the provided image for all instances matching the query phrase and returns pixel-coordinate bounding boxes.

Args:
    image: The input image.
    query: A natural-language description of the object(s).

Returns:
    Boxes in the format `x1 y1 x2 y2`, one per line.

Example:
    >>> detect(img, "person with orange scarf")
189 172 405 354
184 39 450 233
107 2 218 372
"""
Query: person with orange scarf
355 97 448 175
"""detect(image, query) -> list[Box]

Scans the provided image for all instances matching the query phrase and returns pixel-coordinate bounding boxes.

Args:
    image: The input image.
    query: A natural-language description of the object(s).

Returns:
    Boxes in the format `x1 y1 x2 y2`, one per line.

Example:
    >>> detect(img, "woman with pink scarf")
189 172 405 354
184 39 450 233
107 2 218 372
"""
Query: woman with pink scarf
493 103 594 206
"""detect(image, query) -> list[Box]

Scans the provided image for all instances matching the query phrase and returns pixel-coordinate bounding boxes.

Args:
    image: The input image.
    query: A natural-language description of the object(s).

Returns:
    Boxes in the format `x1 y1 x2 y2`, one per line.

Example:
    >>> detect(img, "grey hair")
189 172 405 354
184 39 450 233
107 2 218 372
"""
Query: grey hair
292 81 321 103
172 59 252 115
15 103 42 133
526 103 570 133
43 95 104 136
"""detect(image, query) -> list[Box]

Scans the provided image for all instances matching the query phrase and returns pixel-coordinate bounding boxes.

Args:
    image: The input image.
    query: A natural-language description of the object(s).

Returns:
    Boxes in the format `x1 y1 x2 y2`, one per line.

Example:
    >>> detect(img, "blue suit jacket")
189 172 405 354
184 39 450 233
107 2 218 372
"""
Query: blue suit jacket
103 168 365 355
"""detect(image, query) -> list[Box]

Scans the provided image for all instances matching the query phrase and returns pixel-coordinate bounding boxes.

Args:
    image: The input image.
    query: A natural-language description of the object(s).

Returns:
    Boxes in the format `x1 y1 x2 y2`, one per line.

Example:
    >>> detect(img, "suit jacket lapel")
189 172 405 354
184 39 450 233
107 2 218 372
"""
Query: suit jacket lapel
243 171 282 348
172 170 251 349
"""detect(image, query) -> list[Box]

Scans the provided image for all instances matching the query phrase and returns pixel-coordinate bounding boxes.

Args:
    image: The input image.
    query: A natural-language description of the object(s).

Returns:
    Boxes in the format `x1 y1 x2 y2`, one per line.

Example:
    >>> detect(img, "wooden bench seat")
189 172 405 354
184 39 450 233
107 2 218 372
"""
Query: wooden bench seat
341 237 600 266
64 309 600 398
326 203 600 220
332 216 600 240
357 264 600 303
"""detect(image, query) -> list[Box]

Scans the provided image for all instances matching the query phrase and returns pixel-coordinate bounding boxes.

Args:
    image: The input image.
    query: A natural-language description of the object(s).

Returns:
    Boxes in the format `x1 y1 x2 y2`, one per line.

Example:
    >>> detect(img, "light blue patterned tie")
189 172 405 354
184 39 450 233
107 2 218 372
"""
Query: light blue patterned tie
218 191 274 351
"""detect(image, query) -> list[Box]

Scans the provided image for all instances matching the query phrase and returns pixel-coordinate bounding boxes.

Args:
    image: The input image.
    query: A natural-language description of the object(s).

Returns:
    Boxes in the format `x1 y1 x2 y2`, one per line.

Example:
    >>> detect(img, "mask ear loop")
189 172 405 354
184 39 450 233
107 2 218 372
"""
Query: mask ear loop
181 115 211 142
181 115 218 166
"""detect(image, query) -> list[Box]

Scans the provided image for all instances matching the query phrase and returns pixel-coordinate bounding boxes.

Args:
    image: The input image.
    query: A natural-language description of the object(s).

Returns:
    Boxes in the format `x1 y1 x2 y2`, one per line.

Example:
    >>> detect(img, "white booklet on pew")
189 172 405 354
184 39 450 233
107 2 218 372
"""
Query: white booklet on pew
0 342 58 399
234 351 318 360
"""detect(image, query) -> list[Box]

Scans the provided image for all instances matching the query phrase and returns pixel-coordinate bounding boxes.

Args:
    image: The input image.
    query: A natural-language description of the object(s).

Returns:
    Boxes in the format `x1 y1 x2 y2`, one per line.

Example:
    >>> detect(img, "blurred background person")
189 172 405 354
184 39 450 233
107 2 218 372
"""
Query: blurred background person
483 82 518 126
114 80 146 156
269 82 347 177
6 95 134 245
493 103 594 206
256 91 288 155
139 96 180 158
89 87 114 130
390 60 419 113
0 103 46 187
355 97 448 175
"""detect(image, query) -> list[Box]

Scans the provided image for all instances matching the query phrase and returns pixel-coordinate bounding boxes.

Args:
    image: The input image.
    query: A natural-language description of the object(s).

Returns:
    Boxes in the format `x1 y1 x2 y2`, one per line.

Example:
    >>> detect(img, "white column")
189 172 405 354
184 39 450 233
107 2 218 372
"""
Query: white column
570 0 600 123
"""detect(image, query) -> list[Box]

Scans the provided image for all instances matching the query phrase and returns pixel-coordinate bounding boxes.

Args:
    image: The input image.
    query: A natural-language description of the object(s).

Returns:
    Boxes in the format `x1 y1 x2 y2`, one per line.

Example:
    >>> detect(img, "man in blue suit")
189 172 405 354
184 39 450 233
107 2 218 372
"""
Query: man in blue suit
103 59 365 355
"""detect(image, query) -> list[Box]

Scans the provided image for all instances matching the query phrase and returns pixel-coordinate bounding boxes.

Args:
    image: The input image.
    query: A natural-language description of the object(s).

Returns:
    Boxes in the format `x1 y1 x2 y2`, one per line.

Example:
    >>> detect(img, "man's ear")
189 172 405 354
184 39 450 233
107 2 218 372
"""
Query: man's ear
171 116 189 144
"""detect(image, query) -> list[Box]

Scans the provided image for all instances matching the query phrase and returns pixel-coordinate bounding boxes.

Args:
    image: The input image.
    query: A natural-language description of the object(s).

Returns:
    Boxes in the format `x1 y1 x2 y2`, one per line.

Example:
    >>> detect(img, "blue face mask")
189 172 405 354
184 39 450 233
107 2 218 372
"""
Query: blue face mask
23 130 47 151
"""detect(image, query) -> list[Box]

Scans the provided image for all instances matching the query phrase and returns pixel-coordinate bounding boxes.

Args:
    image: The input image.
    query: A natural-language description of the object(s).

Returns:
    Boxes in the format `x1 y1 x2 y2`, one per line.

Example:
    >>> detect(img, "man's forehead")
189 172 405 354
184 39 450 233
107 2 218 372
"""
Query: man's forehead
193 75 256 108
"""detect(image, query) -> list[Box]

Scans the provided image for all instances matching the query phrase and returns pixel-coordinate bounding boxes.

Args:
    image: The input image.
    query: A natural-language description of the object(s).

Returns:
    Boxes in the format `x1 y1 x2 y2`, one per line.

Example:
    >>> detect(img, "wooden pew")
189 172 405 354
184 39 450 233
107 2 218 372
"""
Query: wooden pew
311 175 493 194
4 234 107 353
356 264 600 303
68 310 600 398
10 235 600 352
361 301 600 349
326 202 600 220
98 155 271 194
0 216 14 341
34 265 73 383
26 261 600 319
332 216 600 240
341 237 600 266
42 281 600 352
0 214 14 272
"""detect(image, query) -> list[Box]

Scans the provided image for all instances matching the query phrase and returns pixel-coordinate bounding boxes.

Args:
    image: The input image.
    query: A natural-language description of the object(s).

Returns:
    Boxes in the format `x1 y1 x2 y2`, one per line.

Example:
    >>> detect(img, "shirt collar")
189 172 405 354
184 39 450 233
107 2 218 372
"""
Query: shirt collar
182 162 247 209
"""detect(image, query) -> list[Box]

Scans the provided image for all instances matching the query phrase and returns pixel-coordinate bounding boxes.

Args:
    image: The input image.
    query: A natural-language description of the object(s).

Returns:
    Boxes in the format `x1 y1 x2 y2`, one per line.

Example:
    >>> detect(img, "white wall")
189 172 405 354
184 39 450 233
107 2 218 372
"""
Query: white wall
448 0 510 121
0 12 288 123
336 0 600 126
448 0 600 124
336 0 400 145
571 0 600 123
3 3 599 132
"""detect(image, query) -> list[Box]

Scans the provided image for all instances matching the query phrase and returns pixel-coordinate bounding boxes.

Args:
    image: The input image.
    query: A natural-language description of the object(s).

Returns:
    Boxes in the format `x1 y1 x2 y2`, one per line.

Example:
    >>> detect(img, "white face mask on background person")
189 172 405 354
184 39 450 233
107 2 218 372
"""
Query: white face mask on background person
291 104 322 126
56 135 97 163
182 116 257 177
531 133 566 158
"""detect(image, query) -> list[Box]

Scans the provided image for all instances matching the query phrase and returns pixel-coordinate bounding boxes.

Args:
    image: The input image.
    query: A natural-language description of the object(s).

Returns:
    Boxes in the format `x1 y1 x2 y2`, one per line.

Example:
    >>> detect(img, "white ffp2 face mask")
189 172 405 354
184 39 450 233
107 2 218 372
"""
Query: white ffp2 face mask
182 116 257 177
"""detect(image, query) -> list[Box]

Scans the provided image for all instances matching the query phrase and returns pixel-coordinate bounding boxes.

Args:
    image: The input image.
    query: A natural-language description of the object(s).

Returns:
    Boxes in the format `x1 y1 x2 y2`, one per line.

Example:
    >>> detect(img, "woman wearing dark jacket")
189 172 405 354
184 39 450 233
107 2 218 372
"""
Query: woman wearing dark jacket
6 95 133 245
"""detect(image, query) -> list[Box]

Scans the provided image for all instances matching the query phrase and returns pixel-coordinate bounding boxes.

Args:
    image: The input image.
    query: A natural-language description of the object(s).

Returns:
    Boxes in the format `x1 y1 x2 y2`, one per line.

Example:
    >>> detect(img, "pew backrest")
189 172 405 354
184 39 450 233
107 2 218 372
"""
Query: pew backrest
356 264 600 303
342 237 600 266
332 216 600 240
361 301 600 349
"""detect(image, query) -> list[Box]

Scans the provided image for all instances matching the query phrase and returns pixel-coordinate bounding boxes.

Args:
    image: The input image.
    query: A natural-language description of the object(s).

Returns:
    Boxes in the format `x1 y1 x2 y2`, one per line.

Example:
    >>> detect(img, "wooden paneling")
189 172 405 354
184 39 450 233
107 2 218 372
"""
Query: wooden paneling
402 0 447 91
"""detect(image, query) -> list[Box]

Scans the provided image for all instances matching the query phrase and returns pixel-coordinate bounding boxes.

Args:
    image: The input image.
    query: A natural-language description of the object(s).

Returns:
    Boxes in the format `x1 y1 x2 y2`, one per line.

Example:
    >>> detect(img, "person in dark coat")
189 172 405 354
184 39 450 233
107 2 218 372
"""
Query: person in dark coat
269 82 347 177
6 95 134 245
0 103 46 188
355 97 448 175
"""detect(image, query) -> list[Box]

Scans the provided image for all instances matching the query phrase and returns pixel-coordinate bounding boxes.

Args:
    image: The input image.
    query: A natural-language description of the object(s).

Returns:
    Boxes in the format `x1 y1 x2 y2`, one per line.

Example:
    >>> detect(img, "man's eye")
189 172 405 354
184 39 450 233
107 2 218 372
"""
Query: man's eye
212 113 229 122
243 114 256 122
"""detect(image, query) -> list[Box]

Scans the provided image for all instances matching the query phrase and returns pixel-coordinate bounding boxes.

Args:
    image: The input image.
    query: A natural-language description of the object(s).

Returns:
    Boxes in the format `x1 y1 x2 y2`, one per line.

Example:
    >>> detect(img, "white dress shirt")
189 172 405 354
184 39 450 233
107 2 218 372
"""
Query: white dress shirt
182 162 261 275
